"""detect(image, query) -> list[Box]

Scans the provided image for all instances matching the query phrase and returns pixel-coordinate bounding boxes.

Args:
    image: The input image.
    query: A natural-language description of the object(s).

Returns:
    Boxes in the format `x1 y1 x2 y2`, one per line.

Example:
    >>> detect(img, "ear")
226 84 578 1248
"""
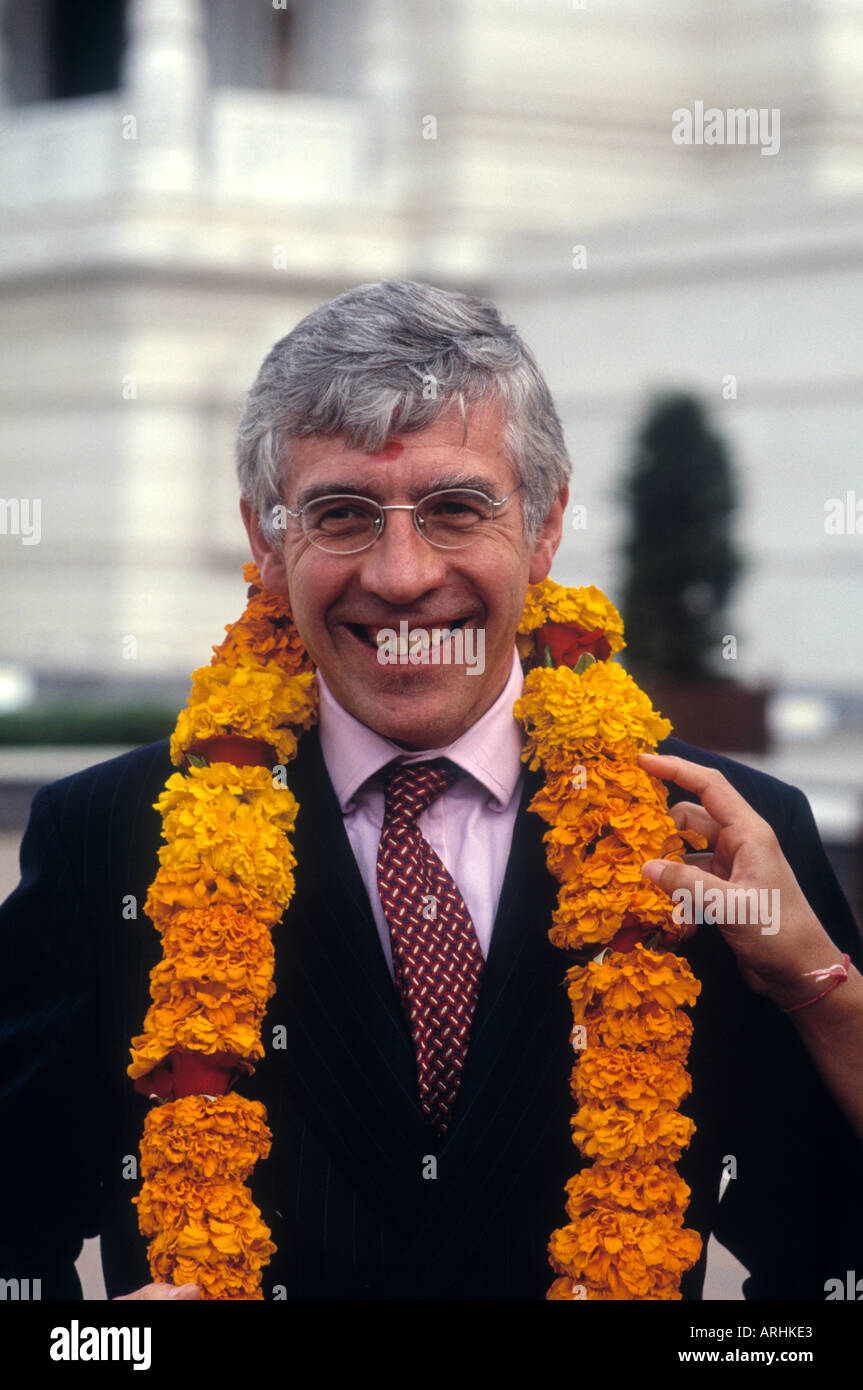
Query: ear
240 498 291 596
527 484 569 585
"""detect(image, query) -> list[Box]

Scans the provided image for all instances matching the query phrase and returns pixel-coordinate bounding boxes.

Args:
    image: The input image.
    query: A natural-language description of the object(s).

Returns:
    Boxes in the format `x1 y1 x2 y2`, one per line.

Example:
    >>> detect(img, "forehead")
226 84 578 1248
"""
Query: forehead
286 398 514 499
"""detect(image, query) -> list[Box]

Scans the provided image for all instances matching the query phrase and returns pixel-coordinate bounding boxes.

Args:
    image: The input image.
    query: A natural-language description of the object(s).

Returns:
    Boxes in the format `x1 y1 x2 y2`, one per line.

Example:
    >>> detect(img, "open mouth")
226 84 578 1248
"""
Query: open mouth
347 618 470 651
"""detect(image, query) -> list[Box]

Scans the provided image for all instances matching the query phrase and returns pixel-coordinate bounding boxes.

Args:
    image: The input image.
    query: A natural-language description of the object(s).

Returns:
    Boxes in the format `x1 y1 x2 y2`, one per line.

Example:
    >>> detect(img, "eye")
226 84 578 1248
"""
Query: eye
435 499 474 516
309 497 379 534
421 490 491 526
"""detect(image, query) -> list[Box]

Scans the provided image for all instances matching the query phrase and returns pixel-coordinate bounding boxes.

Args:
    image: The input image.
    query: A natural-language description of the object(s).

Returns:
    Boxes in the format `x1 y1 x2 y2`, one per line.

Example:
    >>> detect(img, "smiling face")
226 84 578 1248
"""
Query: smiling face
241 398 567 748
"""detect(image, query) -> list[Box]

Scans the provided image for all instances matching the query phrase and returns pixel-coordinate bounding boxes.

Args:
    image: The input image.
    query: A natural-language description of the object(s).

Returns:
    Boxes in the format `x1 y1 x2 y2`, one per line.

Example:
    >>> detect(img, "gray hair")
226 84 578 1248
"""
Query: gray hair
236 280 571 546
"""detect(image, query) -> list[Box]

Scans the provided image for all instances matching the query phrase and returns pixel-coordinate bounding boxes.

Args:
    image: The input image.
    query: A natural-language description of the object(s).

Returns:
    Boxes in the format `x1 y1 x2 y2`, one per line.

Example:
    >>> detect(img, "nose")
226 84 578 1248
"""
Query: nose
356 506 449 604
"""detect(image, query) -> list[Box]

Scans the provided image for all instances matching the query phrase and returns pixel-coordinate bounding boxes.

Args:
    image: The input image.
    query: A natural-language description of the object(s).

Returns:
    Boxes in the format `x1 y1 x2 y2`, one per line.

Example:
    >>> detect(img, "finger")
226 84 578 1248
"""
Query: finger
640 858 721 941
683 852 715 872
641 856 783 939
642 856 767 922
668 800 722 846
639 752 763 832
114 1282 200 1301
641 857 725 898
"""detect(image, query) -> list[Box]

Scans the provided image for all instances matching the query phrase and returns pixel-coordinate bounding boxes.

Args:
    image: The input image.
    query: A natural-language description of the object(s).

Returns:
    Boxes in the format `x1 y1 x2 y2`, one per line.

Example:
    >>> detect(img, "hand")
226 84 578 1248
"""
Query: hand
113 1282 200 1301
637 751 842 1008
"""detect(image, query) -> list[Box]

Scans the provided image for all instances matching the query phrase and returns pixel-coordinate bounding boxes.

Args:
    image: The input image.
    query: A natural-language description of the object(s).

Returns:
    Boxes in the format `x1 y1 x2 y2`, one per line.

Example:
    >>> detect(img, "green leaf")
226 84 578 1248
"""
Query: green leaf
573 652 596 675
542 643 554 668
187 753 210 768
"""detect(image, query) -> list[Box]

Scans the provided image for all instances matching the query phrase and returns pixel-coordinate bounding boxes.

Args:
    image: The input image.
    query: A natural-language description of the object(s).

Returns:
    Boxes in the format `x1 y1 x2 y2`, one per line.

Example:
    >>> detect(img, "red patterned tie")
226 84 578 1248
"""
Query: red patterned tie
376 759 485 1136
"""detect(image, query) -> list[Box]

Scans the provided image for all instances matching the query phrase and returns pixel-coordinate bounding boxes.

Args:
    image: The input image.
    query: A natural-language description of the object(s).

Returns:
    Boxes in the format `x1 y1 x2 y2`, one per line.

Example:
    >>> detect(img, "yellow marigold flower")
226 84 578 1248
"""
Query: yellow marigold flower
170 663 317 767
588 945 701 1011
548 1210 701 1298
586 1006 693 1059
541 800 675 857
545 824 675 889
564 1161 692 1220
156 762 298 830
136 1176 255 1235
213 563 313 679
129 981 270 1074
551 850 667 893
161 903 274 953
573 1046 691 1113
145 867 283 931
516 662 671 774
149 947 274 1005
136 978 270 1034
138 1093 272 1182
145 974 271 1022
129 1016 264 1078
517 578 625 654
530 757 700 857
145 1210 276 1299
155 907 274 982
529 792 607 839
155 765 299 909
550 883 673 949
572 1101 695 1164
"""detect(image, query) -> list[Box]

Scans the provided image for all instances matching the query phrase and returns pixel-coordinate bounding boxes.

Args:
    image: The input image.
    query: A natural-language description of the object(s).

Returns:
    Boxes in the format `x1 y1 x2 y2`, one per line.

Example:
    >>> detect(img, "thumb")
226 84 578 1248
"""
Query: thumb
114 1281 201 1301
641 857 711 894
640 857 730 930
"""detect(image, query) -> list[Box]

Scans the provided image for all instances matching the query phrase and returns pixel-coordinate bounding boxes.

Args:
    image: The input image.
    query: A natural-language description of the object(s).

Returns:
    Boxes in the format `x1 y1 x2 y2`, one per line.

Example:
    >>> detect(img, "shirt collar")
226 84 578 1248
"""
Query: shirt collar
316 647 525 813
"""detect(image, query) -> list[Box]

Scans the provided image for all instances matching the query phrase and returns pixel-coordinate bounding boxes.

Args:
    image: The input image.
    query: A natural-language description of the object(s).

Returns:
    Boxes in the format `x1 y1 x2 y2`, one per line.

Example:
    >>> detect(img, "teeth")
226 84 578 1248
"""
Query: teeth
367 620 470 651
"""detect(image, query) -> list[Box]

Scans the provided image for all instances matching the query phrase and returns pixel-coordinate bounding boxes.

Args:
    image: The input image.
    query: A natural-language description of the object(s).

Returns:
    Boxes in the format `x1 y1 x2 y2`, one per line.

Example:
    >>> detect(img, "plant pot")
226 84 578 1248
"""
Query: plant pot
644 680 771 754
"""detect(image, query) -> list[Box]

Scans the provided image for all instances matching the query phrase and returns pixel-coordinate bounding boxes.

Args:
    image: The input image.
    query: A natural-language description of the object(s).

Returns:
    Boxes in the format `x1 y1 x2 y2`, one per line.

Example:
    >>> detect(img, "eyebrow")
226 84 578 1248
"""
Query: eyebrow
293 473 503 508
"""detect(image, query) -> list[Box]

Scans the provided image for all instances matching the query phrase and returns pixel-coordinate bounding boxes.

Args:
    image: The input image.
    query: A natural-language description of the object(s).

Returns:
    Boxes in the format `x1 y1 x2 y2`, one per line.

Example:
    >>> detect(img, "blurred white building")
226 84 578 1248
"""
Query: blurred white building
1 0 862 691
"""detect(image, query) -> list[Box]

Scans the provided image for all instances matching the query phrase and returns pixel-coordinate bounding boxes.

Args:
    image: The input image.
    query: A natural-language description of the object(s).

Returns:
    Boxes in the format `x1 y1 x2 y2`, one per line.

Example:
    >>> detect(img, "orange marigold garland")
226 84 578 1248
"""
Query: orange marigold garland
129 567 704 1300
514 578 706 1300
127 564 316 1299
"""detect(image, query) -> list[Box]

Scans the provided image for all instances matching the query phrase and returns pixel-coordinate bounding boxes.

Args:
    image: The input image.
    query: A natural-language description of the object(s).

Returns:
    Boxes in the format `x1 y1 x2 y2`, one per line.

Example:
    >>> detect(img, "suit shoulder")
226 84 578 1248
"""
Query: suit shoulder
657 734 806 829
32 739 174 846
2 741 173 931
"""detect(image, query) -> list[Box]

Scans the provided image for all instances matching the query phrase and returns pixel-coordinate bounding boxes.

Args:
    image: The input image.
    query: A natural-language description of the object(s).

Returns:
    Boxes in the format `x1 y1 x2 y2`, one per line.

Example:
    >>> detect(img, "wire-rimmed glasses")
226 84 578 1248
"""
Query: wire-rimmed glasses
282 485 522 554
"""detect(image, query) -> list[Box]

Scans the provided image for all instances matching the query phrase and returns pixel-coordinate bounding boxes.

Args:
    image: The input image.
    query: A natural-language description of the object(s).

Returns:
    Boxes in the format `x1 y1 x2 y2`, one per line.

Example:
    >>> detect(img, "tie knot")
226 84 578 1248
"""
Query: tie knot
381 758 458 828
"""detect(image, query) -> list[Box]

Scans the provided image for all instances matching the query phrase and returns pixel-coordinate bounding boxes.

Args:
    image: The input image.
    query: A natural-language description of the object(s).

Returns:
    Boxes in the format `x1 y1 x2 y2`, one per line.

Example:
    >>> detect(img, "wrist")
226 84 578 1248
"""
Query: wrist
769 951 851 1013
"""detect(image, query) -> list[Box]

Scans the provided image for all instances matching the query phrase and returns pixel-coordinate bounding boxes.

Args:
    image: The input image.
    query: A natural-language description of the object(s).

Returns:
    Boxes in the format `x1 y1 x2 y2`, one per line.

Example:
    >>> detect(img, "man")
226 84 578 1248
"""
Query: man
1 281 861 1302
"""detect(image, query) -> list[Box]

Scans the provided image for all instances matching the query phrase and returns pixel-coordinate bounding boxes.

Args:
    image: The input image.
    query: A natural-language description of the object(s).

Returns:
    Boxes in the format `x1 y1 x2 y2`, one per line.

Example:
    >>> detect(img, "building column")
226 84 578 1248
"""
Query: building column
358 0 420 208
121 0 209 194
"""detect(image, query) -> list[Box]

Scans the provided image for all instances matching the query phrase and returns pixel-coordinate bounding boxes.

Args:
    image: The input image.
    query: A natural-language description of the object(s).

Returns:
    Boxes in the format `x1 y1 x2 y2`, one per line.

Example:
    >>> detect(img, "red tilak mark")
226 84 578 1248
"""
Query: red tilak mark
378 440 403 460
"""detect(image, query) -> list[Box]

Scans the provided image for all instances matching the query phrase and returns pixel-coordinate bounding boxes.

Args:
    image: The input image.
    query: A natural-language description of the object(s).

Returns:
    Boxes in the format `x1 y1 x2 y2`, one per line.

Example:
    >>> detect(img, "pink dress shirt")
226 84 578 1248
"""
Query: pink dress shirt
316 648 526 977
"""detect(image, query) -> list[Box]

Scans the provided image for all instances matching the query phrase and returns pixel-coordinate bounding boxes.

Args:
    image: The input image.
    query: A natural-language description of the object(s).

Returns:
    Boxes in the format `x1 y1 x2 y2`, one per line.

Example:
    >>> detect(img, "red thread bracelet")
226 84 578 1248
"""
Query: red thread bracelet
781 953 850 1013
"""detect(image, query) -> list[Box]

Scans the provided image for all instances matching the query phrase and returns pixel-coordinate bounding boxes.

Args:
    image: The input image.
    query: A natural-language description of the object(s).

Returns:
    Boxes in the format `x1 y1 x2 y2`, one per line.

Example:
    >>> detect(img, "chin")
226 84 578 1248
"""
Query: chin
363 701 463 750
341 680 466 745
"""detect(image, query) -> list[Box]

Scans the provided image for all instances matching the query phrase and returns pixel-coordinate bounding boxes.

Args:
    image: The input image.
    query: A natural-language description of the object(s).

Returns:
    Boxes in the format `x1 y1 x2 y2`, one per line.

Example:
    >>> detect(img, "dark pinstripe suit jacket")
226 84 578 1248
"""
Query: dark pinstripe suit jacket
1 730 861 1300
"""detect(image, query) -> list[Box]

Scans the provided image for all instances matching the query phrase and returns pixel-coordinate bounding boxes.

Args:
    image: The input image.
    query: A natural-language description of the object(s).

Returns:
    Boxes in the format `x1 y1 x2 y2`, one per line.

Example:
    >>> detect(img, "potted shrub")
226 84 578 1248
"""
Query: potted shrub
617 392 770 753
